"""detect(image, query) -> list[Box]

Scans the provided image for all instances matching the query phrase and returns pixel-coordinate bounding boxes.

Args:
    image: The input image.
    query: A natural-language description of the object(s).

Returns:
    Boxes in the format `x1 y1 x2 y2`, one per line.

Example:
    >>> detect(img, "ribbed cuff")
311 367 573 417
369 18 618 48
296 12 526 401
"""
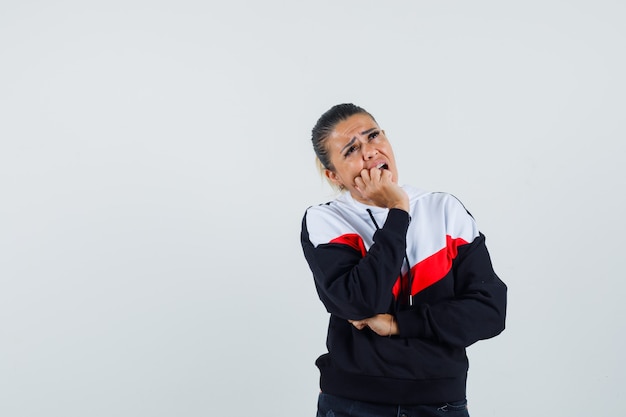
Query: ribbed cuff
383 208 410 235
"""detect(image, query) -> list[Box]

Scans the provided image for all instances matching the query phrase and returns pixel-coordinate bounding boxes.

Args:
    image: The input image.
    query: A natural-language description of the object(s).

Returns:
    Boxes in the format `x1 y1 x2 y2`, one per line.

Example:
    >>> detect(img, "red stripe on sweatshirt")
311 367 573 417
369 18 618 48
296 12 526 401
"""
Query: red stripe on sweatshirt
330 233 468 298
330 234 367 257
393 235 469 298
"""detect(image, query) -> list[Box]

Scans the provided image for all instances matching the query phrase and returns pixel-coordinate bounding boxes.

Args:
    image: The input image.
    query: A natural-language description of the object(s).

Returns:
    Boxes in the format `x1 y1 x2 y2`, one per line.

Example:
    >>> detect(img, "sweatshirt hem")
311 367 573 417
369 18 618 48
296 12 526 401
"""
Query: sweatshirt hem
319 367 467 405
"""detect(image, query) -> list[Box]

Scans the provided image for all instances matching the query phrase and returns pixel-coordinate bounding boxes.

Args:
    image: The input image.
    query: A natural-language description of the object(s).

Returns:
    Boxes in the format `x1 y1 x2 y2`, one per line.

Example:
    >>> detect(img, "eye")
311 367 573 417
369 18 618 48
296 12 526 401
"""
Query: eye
368 131 380 141
344 144 359 158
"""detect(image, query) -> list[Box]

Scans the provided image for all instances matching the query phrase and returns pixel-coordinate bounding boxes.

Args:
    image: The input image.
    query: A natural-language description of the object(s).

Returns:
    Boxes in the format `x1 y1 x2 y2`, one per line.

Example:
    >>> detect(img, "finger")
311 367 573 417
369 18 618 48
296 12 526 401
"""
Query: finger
359 168 371 183
380 168 393 182
369 166 383 182
353 178 367 197
350 320 367 330
373 166 393 184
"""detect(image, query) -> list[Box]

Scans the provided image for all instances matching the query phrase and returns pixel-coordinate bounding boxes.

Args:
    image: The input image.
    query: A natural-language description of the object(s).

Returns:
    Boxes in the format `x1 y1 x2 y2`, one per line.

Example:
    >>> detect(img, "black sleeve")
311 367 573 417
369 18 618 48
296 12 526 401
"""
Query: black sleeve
395 232 507 347
301 208 410 320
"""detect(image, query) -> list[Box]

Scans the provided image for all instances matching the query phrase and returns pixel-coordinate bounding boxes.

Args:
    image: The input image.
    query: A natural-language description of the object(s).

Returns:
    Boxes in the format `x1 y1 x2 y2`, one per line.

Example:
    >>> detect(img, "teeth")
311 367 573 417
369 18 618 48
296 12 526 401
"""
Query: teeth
377 163 387 170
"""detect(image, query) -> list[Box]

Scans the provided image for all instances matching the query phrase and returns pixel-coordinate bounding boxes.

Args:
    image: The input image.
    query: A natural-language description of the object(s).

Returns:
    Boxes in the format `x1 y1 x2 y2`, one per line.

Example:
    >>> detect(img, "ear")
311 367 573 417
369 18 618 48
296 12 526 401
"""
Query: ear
325 169 343 188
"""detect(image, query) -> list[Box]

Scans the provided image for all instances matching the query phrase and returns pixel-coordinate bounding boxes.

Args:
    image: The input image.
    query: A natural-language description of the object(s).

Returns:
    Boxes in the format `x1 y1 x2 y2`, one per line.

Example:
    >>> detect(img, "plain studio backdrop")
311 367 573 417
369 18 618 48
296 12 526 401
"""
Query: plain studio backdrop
1 1 624 416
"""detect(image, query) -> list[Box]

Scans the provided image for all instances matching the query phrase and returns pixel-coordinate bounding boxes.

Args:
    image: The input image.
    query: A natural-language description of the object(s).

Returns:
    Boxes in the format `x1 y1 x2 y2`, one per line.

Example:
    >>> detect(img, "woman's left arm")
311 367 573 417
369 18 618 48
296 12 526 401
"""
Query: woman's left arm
395 232 507 347
351 232 506 343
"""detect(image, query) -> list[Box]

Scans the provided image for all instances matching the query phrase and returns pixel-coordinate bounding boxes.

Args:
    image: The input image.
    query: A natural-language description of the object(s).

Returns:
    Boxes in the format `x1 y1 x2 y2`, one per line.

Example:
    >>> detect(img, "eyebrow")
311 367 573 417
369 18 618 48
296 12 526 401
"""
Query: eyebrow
340 128 378 154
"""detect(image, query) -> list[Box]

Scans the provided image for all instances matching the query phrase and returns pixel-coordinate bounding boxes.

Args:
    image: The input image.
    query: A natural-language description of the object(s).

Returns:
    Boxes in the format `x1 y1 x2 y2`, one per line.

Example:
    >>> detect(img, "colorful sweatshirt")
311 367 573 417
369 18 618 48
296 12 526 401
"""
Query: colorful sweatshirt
300 185 507 405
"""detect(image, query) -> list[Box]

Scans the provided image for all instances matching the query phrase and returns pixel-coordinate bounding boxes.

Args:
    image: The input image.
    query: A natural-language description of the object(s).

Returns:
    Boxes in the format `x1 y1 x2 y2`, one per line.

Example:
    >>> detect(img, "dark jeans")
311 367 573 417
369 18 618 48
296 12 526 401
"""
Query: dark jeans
317 393 470 417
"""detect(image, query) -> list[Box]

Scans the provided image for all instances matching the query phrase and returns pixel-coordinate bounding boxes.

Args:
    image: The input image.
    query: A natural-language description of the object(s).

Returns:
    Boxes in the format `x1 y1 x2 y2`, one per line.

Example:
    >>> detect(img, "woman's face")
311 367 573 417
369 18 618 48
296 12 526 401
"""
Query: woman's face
324 113 399 201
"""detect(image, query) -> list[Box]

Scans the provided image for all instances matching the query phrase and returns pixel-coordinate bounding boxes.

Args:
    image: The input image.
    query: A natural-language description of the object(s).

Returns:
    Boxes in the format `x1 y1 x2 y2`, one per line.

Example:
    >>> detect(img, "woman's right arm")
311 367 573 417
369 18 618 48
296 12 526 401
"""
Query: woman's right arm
300 207 410 320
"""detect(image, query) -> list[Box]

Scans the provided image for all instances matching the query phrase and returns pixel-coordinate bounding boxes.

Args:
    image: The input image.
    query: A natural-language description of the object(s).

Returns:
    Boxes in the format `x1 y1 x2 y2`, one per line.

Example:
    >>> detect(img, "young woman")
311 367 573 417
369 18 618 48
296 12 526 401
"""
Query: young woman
300 103 507 417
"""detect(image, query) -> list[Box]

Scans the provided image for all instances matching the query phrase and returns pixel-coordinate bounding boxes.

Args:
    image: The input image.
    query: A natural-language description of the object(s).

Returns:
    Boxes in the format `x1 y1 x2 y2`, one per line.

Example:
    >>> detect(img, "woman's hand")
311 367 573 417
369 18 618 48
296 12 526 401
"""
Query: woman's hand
349 313 398 337
354 167 409 212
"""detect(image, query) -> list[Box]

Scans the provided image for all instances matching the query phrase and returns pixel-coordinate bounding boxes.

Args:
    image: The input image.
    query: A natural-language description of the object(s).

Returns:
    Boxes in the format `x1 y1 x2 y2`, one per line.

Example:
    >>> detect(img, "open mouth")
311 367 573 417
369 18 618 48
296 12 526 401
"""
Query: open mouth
377 163 389 170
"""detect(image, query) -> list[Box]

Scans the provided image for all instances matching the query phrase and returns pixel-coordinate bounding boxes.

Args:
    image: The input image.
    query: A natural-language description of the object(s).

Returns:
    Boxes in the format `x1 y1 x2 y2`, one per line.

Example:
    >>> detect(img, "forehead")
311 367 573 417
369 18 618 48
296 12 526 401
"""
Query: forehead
328 113 379 143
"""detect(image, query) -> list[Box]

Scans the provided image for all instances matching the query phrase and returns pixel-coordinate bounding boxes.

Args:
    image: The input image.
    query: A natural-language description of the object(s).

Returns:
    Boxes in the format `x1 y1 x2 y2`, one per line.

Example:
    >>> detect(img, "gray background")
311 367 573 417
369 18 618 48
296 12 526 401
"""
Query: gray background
1 1 624 416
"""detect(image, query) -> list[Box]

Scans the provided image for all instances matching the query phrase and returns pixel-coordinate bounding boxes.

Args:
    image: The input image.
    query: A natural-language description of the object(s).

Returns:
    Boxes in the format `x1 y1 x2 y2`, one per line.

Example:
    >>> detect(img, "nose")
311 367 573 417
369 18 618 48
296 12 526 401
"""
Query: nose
362 141 377 159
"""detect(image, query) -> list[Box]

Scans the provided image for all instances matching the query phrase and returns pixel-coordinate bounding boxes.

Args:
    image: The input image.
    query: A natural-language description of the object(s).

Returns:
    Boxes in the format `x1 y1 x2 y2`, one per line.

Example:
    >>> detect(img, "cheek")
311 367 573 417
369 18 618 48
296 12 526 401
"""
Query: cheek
340 162 361 180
